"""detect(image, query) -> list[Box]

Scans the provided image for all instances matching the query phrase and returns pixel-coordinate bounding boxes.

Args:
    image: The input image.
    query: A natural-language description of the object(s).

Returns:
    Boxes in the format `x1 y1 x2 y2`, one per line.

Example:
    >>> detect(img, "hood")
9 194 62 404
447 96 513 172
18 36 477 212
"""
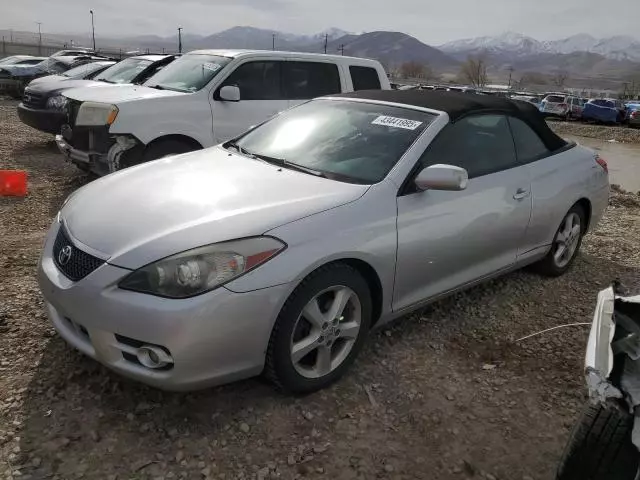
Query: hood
28 74 66 86
61 147 369 269
62 84 185 104
26 78 104 94
0 64 43 77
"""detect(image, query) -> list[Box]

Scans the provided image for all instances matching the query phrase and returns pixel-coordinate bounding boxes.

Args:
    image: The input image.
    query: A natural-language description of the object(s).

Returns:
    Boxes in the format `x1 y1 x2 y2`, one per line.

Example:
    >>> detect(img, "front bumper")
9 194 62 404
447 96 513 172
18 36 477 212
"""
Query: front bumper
55 130 140 177
38 221 289 391
17 103 66 134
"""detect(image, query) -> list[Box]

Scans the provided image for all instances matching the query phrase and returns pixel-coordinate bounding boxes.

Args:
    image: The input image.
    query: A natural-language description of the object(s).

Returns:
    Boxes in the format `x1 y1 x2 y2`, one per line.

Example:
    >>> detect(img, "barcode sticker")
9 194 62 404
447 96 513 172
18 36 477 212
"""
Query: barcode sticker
203 63 221 72
371 115 423 130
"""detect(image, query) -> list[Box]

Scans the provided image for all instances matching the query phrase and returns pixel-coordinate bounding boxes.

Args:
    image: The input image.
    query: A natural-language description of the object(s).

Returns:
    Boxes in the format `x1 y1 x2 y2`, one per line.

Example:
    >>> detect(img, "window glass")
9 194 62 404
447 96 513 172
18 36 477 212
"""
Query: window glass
144 54 231 92
232 99 435 184
419 114 518 178
508 117 549 163
349 66 381 90
545 95 565 103
63 62 112 79
221 61 282 100
95 58 153 84
283 62 341 99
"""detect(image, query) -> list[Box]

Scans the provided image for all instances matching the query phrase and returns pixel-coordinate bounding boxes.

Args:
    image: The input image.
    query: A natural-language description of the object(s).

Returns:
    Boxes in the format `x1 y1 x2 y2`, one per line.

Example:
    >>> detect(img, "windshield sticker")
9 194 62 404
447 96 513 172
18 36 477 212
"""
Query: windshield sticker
371 115 423 130
202 63 221 72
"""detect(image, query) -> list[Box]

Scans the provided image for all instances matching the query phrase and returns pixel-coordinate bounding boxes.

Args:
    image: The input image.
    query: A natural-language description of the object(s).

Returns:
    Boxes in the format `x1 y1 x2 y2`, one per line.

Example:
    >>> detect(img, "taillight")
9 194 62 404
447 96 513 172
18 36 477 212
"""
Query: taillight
559 103 568 109
595 155 608 173
632 111 639 118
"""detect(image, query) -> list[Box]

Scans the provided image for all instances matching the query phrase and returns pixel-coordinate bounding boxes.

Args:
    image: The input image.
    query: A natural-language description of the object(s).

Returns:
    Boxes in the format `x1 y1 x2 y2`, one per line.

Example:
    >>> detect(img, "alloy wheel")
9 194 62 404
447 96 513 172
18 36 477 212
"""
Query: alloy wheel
290 286 362 379
553 212 582 268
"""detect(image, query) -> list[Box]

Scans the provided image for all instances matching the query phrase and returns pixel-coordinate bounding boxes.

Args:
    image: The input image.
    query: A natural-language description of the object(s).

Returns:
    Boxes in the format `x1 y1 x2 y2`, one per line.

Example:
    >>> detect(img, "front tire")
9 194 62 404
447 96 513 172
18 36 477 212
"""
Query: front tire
557 402 638 480
534 204 586 276
265 263 372 394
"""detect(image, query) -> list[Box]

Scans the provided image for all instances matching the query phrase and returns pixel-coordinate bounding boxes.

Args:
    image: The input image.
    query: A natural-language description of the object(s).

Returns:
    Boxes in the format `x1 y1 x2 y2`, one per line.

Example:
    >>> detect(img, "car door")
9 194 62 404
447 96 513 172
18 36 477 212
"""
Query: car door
393 114 533 312
211 59 289 142
282 60 343 110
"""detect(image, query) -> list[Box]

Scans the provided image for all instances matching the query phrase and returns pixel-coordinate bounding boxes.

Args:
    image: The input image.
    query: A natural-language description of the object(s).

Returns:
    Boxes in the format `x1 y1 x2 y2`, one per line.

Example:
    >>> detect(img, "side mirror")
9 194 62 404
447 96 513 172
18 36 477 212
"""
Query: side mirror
219 85 240 102
415 164 468 191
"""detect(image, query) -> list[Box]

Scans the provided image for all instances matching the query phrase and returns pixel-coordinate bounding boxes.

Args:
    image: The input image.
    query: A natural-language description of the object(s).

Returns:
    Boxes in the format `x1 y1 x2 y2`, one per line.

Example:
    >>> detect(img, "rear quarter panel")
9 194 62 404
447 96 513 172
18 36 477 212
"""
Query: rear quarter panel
523 144 609 253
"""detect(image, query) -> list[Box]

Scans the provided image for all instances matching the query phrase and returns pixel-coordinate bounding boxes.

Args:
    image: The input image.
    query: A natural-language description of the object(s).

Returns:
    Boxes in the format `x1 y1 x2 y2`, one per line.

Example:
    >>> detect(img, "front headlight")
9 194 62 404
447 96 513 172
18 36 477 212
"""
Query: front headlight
46 95 67 111
75 102 118 126
119 237 286 298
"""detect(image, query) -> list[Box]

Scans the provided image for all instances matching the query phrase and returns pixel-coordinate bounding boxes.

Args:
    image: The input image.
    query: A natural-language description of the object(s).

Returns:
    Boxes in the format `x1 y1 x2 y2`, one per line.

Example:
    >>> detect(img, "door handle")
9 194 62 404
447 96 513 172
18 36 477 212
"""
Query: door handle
513 188 530 200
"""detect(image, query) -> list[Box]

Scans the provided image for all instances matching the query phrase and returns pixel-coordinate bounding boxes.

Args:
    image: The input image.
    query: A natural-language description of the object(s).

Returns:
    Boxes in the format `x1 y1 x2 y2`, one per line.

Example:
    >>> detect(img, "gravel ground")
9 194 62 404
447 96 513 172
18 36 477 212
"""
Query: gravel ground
548 120 640 144
1 98 640 480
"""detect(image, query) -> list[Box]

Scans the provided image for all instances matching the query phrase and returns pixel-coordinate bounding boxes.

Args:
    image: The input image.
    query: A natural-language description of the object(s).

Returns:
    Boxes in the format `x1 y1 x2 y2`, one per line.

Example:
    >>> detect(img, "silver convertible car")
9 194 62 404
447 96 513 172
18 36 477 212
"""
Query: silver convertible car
38 91 610 393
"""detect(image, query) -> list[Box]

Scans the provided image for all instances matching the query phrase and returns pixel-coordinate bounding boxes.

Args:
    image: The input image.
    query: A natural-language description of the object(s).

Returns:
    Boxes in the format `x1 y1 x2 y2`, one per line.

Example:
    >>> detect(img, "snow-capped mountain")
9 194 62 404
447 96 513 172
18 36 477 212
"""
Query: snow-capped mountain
545 34 599 54
439 31 548 55
440 31 640 61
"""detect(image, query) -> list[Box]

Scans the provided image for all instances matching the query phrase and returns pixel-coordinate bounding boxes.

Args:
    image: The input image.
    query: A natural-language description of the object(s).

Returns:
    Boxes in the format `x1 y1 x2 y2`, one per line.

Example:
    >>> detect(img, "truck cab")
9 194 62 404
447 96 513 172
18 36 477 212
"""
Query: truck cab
56 50 391 176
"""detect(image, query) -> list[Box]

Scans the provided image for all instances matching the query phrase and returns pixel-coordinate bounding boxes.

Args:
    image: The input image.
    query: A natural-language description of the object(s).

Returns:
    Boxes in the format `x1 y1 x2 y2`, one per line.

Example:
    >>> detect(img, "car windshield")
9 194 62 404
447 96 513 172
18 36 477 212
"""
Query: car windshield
62 62 110 78
94 58 153 83
592 99 615 108
38 58 71 73
0 56 23 65
230 99 435 184
545 95 565 103
144 54 232 92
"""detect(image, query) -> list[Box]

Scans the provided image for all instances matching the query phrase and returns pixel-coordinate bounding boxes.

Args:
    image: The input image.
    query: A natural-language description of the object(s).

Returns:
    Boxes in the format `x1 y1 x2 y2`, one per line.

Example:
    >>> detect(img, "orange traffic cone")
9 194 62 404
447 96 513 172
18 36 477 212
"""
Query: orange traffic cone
0 170 28 197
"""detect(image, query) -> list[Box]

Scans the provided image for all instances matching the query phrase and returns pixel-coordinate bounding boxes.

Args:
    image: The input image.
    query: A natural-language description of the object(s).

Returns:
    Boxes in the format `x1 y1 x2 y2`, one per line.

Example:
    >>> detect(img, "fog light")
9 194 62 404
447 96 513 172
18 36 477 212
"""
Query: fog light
136 345 173 369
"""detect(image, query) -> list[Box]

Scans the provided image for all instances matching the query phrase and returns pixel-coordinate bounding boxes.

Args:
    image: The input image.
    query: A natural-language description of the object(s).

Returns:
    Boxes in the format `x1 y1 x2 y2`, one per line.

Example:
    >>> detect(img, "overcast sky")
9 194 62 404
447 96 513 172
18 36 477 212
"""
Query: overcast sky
4 0 640 45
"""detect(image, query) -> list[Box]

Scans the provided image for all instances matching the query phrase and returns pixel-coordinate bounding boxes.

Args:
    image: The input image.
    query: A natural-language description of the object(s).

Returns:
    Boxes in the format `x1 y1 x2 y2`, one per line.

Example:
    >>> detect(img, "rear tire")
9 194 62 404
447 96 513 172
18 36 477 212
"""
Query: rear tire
533 203 586 277
141 139 199 163
556 402 638 480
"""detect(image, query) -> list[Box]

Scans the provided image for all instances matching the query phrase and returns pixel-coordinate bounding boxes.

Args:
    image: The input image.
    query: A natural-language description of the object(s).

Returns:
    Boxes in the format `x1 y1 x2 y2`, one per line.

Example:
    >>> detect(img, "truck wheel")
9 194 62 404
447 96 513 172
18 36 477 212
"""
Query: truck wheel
556 402 639 480
141 139 199 163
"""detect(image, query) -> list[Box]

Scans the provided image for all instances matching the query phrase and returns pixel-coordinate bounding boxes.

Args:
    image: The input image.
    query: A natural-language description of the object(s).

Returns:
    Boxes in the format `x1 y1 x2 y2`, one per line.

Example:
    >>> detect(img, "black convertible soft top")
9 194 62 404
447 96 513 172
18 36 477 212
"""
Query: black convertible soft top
332 90 568 152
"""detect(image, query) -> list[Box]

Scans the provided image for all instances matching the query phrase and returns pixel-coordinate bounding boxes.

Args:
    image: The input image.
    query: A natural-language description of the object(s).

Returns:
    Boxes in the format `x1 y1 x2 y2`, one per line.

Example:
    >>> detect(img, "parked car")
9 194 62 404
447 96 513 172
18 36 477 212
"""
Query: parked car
27 60 116 87
50 49 96 57
540 94 584 119
512 95 541 109
627 101 640 128
0 55 104 98
0 55 47 66
582 98 627 124
18 55 177 134
39 90 609 393
55 50 390 176
556 281 640 479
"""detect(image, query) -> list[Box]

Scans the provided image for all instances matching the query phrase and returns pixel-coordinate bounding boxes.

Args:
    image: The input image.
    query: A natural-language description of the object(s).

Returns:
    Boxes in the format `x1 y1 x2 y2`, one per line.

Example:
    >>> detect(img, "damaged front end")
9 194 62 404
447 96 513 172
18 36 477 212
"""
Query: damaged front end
586 281 640 450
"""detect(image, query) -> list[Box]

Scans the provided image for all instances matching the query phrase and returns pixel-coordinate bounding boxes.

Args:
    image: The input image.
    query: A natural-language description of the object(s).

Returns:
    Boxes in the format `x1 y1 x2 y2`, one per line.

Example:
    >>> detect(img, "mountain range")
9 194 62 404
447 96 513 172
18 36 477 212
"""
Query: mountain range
439 31 640 62
4 26 640 88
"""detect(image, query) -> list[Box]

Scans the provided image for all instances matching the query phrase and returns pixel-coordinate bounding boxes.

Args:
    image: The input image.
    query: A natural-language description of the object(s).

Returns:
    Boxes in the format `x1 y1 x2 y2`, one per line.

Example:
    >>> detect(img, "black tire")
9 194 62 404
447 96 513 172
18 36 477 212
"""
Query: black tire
533 203 586 277
264 263 372 394
141 139 199 163
557 402 639 480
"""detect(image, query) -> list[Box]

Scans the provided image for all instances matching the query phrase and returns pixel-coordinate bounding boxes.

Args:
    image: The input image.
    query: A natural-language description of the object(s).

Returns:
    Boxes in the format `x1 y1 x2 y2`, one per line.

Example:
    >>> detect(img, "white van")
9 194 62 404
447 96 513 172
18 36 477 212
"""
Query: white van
56 50 390 176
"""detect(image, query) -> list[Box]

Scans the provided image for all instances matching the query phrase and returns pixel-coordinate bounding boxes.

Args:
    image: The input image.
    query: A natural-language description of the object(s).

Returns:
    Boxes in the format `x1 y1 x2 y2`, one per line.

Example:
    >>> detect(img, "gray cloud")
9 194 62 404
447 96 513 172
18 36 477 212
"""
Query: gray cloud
3 0 640 44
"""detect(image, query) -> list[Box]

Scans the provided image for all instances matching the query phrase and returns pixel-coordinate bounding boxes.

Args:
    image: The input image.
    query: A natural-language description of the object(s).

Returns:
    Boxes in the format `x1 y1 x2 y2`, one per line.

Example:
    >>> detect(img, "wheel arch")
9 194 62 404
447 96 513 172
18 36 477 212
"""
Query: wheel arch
305 258 385 328
574 197 592 233
145 134 204 151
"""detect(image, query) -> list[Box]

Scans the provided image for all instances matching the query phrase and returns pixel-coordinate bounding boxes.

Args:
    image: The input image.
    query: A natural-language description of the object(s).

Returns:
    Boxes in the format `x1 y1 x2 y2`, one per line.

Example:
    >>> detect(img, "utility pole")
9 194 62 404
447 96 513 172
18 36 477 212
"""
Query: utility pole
338 44 345 56
36 22 42 55
507 66 514 90
178 27 183 53
272 33 276 51
90 10 96 51
324 33 328 54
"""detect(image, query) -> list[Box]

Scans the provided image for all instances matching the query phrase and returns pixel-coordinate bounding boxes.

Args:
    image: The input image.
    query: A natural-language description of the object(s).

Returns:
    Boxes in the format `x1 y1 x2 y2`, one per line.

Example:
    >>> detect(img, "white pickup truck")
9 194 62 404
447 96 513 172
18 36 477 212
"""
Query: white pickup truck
56 49 390 176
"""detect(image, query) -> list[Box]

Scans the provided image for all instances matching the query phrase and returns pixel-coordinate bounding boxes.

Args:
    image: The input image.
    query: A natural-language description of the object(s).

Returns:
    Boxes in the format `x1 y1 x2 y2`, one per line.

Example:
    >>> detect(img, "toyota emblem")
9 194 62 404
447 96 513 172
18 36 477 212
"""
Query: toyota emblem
58 245 73 266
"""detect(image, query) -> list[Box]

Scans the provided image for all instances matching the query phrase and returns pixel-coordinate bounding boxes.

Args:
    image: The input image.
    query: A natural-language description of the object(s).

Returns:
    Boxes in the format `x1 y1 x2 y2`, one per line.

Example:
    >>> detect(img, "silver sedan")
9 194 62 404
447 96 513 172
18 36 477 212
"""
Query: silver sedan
38 91 610 393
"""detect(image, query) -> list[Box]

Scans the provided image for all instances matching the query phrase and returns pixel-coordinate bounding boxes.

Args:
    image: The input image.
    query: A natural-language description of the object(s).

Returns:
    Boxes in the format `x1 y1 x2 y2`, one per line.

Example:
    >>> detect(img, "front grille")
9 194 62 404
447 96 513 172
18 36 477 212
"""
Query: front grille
52 226 104 281
23 89 45 108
